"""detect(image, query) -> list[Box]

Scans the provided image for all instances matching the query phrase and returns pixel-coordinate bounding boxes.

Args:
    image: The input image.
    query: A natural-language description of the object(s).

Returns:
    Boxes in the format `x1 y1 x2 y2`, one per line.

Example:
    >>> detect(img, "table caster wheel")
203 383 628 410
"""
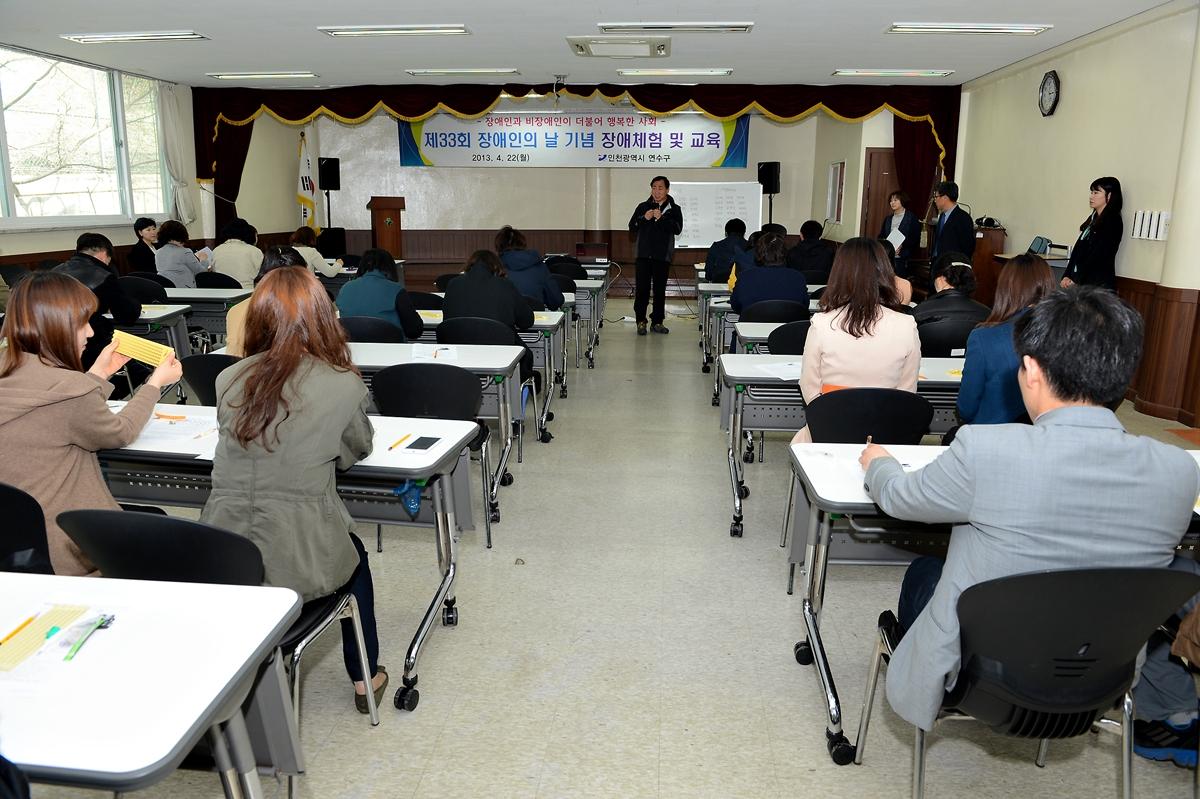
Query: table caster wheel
553 373 562 384
742 450 755 464
442 605 458 626
500 472 514 487
794 641 813 665
559 388 568 399
702 364 711 374
698 338 704 348
711 395 720 407
394 678 420 711
827 731 856 765
539 429 554 443
587 359 595 369
729 521 743 537
738 484 750 499
490 509 500 523
598 320 604 329
545 411 554 422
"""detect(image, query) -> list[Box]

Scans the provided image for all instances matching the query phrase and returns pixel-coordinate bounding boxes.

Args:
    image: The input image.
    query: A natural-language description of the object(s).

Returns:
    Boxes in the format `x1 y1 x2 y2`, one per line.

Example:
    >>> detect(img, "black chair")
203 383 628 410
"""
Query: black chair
197 270 244 289
0 482 52 574
372 362 495 548
181 354 240 406
128 271 176 289
338 254 361 271
119 275 168 303
437 316 546 462
340 316 406 343
547 260 589 281
806 388 933 444
57 509 382 736
766 320 811 355
549 274 579 320
739 299 810 324
408 291 444 311
434 273 461 292
917 319 979 358
810 286 825 300
0 264 31 288
855 568 1200 799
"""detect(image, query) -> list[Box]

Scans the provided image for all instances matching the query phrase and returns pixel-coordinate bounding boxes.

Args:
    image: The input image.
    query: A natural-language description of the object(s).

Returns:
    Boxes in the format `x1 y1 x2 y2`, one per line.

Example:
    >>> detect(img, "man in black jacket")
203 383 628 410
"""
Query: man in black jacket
929 181 976 262
785 220 835 284
705 218 748 284
628 175 684 335
53 233 142 370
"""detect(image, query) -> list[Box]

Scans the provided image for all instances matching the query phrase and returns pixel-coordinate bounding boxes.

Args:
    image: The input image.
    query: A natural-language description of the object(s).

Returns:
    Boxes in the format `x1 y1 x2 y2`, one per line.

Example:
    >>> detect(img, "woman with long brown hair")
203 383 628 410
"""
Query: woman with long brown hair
200 267 388 710
793 237 921 443
0 271 181 574
957 254 1057 424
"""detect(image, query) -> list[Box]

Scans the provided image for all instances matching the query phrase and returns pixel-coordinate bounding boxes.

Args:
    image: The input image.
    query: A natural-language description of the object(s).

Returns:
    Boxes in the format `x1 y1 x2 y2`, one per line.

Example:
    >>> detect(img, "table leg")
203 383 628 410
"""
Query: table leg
700 295 711 372
711 311 726 405
490 376 514 501
540 332 557 433
557 321 568 398
726 387 747 537
224 710 267 798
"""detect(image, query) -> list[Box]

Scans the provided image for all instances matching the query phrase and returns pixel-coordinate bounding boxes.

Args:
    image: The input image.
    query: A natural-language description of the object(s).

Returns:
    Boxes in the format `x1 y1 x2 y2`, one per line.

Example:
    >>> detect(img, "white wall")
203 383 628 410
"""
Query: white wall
810 114 864 242
236 114 304 236
960 3 1198 283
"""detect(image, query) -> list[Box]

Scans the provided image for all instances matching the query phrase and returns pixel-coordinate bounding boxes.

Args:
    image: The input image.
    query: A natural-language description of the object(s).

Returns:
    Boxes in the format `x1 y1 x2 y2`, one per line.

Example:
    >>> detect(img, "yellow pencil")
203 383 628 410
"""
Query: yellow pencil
388 433 412 451
1 614 36 645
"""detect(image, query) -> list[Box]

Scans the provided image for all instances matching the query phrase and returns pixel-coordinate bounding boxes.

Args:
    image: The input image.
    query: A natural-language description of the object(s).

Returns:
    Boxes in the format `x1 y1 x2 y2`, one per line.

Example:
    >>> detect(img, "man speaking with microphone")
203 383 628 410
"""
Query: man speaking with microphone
628 175 684 336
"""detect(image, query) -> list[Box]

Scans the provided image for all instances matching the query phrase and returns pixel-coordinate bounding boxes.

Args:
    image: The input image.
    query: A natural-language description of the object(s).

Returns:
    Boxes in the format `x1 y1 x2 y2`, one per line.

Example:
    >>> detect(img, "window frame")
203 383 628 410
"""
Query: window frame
0 47 169 231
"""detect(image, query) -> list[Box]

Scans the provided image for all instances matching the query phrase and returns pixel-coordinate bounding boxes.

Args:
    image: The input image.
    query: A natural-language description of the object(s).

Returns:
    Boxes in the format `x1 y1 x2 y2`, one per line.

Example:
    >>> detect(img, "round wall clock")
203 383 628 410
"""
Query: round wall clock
1039 70 1060 117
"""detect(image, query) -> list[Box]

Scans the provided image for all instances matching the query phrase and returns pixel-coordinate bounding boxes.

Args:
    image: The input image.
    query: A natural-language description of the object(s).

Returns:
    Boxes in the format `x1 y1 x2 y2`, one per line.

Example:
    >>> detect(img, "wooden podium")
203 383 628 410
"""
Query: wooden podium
971 227 1007 306
367 196 405 258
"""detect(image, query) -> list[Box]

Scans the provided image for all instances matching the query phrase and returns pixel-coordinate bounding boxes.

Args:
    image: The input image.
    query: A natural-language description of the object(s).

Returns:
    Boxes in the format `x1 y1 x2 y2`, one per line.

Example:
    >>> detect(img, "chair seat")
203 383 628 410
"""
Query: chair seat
278 590 347 653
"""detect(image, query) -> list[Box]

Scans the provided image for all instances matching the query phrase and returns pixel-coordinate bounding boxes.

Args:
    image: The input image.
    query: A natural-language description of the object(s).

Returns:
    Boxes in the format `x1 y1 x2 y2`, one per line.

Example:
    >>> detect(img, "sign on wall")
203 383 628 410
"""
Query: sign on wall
399 113 748 168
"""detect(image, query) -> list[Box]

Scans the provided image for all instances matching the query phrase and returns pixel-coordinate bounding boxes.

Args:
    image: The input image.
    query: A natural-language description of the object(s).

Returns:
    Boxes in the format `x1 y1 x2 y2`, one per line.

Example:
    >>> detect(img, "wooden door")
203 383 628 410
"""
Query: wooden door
860 148 899 238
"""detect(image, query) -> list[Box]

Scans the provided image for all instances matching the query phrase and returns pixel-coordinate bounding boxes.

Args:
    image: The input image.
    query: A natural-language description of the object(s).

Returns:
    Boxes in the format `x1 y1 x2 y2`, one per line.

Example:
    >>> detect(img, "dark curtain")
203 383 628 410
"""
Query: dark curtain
893 116 942 225
192 84 961 214
192 103 255 233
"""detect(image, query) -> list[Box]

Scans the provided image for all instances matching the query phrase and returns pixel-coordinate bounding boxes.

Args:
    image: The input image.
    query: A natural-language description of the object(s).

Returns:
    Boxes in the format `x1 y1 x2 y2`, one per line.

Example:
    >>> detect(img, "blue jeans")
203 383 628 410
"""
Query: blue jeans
1133 557 1200 721
898 556 945 632
335 533 379 683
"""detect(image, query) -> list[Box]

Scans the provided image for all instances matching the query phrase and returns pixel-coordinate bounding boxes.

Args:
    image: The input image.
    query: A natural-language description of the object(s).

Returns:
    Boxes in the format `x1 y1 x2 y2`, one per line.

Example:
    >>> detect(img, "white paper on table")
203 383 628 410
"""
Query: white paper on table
412 344 458 362
886 227 906 252
116 411 219 459
752 361 803 381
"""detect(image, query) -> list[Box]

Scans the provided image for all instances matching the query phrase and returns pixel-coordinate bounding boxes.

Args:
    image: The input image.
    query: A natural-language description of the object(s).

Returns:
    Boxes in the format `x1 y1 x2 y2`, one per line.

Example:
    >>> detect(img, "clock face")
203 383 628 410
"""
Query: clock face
1039 71 1060 116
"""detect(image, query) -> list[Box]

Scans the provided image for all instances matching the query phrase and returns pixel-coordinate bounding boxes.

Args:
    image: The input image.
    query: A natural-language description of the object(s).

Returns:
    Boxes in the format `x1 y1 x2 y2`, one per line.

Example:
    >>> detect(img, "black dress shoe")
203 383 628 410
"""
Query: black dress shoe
651 323 670 334
636 322 647 336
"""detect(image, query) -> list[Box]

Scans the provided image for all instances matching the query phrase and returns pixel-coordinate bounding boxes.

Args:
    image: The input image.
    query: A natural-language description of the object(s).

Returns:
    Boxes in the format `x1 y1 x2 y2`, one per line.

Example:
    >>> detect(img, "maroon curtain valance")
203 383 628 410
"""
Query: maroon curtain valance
192 83 960 230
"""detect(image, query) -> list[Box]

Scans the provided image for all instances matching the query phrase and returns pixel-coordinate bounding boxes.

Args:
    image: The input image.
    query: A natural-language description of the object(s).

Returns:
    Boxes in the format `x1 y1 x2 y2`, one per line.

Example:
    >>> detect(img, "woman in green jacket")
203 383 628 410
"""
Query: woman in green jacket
201 266 387 710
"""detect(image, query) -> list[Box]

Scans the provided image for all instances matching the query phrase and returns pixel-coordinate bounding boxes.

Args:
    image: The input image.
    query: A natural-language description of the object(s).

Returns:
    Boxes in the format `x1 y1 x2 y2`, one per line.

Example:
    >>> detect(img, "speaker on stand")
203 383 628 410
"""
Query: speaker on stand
318 157 341 227
757 161 781 224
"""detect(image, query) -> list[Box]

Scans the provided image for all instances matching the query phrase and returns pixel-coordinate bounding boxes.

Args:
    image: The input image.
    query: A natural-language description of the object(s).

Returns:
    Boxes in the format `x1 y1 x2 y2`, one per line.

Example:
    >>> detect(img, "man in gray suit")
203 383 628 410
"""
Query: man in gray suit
859 286 1200 736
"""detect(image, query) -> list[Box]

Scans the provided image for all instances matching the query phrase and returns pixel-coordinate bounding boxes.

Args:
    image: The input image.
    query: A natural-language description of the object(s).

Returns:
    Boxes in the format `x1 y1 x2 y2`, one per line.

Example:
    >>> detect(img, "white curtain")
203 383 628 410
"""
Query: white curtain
157 81 197 225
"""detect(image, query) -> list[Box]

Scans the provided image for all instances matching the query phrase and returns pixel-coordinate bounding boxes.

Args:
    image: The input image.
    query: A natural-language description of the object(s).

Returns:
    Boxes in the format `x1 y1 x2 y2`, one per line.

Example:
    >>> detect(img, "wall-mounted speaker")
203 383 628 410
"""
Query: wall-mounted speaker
757 161 781 195
318 158 341 191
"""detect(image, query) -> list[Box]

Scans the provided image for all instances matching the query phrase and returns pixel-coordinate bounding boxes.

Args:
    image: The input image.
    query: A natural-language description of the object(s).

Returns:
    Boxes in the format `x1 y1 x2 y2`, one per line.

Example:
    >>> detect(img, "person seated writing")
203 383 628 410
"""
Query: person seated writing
0 272 181 575
859 286 1200 733
705 218 750 285
201 267 388 711
729 231 809 314
912 252 989 326
495 226 564 311
334 248 422 340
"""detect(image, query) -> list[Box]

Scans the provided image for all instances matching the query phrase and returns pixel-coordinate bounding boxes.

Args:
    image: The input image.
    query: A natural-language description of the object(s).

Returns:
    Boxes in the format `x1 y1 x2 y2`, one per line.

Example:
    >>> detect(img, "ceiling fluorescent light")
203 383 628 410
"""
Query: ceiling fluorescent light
598 22 752 33
888 22 1051 35
406 68 520 76
207 71 319 80
61 30 208 44
318 24 468 37
617 68 732 77
833 68 953 78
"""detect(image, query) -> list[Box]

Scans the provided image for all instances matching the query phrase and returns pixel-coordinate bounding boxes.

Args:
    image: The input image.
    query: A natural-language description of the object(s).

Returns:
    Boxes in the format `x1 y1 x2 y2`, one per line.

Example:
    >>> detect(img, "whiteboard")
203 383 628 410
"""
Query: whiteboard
668 182 764 249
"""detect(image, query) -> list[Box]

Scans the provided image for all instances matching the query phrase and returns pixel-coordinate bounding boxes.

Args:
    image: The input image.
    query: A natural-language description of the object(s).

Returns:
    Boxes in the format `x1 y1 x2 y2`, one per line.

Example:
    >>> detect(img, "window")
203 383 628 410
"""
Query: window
826 161 846 224
0 46 167 226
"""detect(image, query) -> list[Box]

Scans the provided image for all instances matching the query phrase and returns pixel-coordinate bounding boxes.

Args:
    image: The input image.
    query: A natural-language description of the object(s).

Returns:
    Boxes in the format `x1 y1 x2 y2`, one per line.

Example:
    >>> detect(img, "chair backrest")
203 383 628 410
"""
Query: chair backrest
434 273 461 292
0 265 31 289
339 315 406 343
523 295 546 312
58 509 264 586
0 482 52 574
549 273 577 294
372 363 482 421
181 354 241 406
917 319 979 357
809 286 825 300
739 299 810 324
1027 235 1052 256
339 254 361 271
951 568 1200 738
547 260 589 280
436 316 519 347
766 320 811 355
805 388 933 444
407 291 444 311
118 275 168 303
139 271 176 288
196 270 243 289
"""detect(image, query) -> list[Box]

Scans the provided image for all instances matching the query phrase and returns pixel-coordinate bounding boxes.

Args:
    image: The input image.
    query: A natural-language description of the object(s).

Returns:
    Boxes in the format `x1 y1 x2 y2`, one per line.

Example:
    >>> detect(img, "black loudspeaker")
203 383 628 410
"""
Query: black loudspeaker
316 227 346 259
758 161 781 195
318 158 341 191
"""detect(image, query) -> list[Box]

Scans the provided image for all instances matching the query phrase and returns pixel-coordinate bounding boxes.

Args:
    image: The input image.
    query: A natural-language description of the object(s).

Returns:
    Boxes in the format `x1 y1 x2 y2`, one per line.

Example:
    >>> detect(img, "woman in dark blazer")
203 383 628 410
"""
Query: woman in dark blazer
1061 176 1123 290
878 190 922 278
443 250 535 382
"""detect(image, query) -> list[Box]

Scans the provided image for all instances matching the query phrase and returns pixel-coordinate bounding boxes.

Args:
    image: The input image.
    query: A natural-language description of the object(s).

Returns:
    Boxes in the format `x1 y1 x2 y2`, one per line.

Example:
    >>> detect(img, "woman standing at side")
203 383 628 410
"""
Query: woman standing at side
1061 176 1123 290
877 190 922 279
201 267 388 711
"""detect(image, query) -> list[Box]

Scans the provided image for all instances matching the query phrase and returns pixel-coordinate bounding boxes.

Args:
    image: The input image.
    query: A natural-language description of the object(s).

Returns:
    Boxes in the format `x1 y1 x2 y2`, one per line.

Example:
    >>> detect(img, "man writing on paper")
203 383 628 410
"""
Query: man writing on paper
857 286 1199 733
628 176 683 336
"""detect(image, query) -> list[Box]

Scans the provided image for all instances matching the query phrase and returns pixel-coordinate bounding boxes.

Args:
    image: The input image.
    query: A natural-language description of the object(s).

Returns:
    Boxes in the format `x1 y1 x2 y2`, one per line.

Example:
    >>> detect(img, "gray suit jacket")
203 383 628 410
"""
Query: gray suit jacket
865 406 1200 730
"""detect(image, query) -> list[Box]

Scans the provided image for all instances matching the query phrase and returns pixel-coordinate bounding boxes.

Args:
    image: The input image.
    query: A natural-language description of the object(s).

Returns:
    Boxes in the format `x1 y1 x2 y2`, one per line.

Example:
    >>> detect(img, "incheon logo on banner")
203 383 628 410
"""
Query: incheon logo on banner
399 113 748 169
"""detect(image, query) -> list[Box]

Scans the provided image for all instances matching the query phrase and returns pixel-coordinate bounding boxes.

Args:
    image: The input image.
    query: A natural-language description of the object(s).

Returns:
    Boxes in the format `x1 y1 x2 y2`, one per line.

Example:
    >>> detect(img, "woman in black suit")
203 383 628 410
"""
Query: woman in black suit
878 190 922 278
1061 176 1123 290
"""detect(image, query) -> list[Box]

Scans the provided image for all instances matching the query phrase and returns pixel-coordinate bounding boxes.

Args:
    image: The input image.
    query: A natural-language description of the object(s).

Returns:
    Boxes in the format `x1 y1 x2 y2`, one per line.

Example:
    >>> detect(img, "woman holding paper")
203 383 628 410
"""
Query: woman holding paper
877 191 921 278
0 272 181 575
201 267 388 711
